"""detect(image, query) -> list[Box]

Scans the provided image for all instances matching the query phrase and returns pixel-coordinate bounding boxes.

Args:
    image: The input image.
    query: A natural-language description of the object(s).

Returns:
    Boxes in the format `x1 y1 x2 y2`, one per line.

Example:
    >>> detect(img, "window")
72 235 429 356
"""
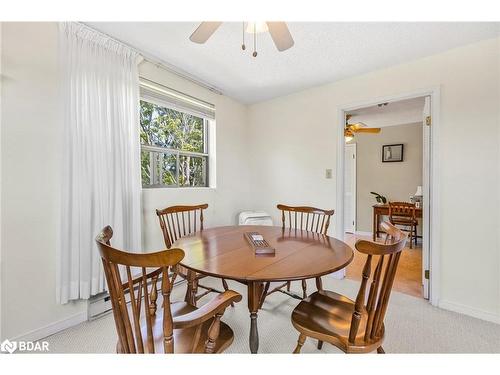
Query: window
139 79 215 188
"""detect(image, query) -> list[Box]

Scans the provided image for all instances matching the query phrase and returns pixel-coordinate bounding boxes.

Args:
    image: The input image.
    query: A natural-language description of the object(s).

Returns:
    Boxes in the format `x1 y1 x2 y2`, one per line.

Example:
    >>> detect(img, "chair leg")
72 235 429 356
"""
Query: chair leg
286 281 291 292
222 278 229 291
221 278 234 307
258 282 270 309
293 334 306 354
301 280 307 299
192 278 199 305
185 271 197 306
317 340 323 350
409 225 413 249
377 346 385 354
315 277 323 292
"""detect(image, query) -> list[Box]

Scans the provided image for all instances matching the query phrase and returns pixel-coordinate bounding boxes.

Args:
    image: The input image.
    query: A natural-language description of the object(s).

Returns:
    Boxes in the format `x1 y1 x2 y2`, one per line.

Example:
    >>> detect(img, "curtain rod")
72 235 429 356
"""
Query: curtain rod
79 22 224 96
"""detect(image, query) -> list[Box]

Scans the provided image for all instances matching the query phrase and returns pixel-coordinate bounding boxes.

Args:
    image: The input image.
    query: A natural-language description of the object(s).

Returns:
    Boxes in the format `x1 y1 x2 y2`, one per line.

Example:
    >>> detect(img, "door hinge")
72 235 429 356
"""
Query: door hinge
424 270 430 280
425 116 431 126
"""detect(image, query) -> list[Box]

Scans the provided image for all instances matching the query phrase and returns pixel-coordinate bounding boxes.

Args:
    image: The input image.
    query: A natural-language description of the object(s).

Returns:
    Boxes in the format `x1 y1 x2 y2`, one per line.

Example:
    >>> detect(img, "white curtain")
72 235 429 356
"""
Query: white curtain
57 22 142 304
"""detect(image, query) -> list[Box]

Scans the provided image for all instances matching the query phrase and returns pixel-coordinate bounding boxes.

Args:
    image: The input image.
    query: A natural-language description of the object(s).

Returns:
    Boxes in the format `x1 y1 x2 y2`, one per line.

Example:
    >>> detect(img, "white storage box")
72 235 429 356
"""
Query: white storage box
238 211 273 226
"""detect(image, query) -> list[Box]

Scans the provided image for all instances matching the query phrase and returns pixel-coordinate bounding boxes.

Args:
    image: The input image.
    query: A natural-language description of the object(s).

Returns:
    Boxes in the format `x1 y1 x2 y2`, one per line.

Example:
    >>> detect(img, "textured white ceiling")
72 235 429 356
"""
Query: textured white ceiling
87 22 500 104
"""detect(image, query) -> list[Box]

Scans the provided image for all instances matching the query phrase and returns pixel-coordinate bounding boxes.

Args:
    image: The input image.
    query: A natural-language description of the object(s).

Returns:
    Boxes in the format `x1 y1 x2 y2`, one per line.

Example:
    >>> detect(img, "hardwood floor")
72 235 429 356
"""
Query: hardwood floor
344 232 423 298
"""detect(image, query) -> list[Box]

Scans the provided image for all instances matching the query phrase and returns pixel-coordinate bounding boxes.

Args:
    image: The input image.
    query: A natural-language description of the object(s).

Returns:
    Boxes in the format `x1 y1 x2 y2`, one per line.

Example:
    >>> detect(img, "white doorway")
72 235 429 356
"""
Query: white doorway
335 87 440 305
344 143 356 234
421 96 431 299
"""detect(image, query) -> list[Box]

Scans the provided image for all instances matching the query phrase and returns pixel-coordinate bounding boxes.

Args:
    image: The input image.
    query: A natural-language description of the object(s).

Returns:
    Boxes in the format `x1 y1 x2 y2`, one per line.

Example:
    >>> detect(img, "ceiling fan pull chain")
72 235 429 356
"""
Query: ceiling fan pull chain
241 22 246 50
253 23 258 57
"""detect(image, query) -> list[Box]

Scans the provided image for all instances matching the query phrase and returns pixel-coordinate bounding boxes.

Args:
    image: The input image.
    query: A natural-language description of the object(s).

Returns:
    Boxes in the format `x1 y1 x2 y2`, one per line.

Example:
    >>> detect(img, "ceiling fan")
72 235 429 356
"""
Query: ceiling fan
189 22 294 57
345 114 381 142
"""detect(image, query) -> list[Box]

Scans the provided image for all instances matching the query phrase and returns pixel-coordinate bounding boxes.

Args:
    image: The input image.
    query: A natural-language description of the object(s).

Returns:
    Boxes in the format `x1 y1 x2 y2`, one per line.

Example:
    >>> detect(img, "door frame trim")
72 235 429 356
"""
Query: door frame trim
344 143 357 233
335 86 441 306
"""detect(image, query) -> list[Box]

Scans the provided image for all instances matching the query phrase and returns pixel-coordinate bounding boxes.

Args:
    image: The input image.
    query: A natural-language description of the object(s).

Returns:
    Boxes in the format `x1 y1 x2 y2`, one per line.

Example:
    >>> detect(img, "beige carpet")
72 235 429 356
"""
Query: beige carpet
43 277 500 353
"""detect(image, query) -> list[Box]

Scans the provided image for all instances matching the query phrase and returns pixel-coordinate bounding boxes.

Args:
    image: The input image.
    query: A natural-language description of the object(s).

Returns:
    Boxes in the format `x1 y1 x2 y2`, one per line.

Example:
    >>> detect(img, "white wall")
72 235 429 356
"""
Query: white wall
247 87 339 231
498 37 500 317
1 23 87 341
0 23 250 340
248 37 500 322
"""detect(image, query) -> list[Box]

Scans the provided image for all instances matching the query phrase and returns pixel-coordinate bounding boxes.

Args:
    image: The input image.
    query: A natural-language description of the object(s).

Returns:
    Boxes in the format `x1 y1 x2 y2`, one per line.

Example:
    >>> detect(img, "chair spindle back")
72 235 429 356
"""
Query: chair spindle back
388 201 416 221
348 221 407 344
277 204 334 235
156 204 208 248
96 226 184 353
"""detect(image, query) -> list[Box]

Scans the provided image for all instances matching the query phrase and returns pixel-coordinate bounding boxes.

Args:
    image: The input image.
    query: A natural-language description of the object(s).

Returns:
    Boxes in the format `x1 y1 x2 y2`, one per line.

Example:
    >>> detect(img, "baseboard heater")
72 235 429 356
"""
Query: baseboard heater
87 275 186 320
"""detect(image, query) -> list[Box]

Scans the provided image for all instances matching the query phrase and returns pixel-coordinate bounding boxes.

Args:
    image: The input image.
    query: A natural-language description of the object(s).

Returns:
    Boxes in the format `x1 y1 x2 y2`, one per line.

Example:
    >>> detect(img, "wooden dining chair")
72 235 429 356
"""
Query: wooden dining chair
156 204 230 306
95 226 242 354
388 201 418 249
291 221 407 354
259 204 335 308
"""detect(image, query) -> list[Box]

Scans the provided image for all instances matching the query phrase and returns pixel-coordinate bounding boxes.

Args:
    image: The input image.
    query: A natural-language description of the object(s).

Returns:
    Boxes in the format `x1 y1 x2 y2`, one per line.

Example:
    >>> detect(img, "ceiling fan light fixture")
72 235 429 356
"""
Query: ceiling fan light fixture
189 21 294 57
245 22 269 34
344 129 354 143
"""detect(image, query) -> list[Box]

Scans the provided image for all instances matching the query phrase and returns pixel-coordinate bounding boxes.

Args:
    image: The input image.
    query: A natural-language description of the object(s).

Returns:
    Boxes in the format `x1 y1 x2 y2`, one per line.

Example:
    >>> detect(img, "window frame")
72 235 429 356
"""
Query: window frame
139 97 211 189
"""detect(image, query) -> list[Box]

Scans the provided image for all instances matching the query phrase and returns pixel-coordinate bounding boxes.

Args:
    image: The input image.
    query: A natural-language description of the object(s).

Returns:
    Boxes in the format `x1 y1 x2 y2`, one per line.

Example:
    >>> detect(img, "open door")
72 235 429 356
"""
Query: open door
422 96 431 299
344 143 357 234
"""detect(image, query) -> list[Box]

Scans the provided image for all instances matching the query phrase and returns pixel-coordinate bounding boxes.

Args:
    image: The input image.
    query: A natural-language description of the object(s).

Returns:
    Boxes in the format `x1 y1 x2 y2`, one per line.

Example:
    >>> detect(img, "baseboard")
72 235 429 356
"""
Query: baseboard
438 299 500 325
11 310 88 342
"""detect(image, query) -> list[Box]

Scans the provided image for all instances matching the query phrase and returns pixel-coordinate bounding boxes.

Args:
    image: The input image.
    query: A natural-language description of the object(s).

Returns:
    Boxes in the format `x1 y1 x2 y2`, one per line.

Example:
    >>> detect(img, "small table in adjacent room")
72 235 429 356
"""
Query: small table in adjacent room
173 225 354 354
372 204 422 241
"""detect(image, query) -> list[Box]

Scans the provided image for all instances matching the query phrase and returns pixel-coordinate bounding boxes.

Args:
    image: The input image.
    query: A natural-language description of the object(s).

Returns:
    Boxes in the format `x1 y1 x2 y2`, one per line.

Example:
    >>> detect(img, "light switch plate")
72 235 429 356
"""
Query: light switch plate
325 169 333 179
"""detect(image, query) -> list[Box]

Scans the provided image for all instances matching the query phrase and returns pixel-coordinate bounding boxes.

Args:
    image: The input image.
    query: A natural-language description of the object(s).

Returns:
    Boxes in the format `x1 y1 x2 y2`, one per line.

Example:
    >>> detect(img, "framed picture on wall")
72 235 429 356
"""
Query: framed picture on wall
382 144 404 162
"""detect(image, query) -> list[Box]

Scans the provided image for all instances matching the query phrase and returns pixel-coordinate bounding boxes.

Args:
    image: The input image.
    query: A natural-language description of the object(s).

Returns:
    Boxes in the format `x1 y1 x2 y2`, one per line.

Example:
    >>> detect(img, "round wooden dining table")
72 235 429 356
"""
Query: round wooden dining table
173 225 354 353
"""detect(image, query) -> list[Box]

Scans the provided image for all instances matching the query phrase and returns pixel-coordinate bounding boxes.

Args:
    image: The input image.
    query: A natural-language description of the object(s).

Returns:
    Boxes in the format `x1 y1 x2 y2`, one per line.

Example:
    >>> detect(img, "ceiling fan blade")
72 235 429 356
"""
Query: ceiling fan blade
266 22 294 51
353 128 381 133
189 22 222 44
347 122 368 130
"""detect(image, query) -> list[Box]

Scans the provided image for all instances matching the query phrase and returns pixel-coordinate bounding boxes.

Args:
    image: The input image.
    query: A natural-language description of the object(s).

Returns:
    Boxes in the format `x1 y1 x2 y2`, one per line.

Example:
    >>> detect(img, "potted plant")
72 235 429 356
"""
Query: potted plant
370 192 387 204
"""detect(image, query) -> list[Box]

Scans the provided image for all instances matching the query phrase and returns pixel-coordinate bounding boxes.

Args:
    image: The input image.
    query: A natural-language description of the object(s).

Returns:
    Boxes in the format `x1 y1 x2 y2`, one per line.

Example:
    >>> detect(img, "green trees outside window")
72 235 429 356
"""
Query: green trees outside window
140 100 208 187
